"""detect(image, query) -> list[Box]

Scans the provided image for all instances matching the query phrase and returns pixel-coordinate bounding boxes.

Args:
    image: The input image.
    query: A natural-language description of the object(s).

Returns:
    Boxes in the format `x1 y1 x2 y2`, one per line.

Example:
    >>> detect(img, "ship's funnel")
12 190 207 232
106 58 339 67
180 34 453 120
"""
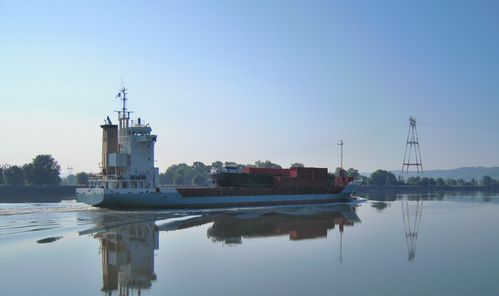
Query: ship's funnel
100 123 118 175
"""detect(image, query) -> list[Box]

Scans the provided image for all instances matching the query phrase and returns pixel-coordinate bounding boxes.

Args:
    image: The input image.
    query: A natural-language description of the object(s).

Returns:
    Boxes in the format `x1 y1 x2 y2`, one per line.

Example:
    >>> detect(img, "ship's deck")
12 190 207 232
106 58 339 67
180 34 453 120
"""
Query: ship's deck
176 186 343 198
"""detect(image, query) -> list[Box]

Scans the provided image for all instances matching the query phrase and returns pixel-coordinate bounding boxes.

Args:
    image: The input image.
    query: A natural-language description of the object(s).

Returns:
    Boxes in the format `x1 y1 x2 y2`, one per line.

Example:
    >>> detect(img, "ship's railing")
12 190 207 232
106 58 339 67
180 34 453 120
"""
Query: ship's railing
89 178 152 190
160 184 215 189
89 173 133 181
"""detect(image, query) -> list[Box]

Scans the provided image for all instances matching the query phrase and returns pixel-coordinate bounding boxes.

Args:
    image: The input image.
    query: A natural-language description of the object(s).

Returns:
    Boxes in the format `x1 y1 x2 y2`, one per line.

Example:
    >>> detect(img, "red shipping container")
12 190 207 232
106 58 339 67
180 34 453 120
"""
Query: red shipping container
335 176 354 187
244 167 286 176
281 169 291 176
290 167 328 178
274 175 329 188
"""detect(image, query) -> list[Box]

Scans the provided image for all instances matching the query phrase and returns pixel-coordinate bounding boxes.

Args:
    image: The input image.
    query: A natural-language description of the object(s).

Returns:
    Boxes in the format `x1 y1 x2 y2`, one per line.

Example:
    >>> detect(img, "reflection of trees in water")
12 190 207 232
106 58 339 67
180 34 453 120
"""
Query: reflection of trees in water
364 189 499 203
96 222 158 296
365 192 397 202
371 201 390 211
365 190 499 206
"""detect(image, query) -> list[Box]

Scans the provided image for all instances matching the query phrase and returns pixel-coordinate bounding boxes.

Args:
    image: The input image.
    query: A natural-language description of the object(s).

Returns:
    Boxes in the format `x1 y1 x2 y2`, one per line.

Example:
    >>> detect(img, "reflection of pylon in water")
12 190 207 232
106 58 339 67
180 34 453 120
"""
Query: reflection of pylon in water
401 196 423 261
339 222 344 262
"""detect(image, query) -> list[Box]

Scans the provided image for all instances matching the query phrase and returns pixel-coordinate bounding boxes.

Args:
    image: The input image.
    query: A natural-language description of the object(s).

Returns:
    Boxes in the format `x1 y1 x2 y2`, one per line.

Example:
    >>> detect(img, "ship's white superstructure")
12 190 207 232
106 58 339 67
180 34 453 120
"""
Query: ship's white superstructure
85 87 159 193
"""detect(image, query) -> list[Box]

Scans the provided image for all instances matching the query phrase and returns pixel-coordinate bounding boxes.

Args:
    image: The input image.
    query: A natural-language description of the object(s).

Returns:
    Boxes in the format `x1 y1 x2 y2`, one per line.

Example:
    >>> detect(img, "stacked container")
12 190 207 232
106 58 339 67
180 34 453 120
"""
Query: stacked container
243 167 290 176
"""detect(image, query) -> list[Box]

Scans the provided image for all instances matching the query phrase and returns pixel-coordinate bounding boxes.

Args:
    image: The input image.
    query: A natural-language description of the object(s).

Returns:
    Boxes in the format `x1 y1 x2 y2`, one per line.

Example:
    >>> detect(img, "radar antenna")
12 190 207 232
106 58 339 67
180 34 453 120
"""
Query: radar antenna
116 86 128 116
115 82 133 145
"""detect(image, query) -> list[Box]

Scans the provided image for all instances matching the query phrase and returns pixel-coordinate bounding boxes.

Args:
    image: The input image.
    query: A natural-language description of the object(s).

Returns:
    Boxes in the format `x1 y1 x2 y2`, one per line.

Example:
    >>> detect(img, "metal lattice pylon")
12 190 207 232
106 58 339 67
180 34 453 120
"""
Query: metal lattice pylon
402 117 423 175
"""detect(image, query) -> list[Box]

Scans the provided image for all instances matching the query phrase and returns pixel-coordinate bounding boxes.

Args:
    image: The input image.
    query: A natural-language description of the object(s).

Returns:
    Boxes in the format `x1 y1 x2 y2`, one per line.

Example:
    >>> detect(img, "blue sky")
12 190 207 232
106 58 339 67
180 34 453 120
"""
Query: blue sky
1 0 499 174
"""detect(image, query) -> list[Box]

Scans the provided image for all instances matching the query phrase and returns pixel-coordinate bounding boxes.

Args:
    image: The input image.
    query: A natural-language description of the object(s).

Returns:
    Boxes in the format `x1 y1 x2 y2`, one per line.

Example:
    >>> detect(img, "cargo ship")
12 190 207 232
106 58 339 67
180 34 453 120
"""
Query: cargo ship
76 87 361 209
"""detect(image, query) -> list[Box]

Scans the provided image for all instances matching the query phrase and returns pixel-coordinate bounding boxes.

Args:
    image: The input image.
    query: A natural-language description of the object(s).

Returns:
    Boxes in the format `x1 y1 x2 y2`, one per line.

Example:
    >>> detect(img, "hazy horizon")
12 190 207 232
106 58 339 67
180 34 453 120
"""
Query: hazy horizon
1 1 499 174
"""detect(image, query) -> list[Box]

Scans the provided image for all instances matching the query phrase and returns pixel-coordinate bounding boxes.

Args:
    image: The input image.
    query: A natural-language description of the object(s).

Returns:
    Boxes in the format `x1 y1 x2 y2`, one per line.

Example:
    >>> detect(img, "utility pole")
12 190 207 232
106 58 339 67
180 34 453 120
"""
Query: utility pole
338 140 344 170
67 165 74 176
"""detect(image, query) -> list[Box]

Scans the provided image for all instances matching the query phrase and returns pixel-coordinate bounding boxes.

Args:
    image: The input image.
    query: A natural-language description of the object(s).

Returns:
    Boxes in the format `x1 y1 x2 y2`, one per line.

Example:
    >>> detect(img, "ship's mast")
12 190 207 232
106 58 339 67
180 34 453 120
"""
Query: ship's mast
116 87 129 122
116 87 131 128
338 140 344 170
120 86 127 115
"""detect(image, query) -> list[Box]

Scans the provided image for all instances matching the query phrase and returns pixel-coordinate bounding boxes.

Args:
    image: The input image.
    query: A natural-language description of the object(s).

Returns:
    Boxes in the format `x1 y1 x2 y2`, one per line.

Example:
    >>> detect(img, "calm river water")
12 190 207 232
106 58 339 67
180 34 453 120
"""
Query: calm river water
1 192 499 296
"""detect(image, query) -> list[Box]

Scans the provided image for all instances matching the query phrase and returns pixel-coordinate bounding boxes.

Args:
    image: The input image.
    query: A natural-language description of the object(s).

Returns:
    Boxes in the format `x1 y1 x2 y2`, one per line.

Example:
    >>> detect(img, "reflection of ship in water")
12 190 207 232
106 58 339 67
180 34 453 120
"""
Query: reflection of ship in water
81 203 361 295
95 222 158 296
205 205 359 244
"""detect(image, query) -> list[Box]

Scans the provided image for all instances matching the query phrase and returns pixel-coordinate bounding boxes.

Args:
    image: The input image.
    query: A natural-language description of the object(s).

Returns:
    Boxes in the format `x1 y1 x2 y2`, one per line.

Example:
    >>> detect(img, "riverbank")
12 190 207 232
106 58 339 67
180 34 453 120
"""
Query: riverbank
357 185 499 194
356 185 499 202
0 185 77 203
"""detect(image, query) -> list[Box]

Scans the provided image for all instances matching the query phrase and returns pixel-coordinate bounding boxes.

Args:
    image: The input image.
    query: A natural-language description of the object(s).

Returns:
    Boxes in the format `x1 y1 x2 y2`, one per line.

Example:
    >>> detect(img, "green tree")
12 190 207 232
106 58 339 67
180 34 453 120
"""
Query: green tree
23 155 61 185
76 172 89 185
481 176 494 187
346 168 359 178
192 161 206 173
370 170 397 186
290 162 304 168
4 166 25 185
359 175 370 185
159 172 171 185
192 174 208 186
173 174 185 185
435 177 446 186
63 174 76 185
407 176 421 185
418 177 431 186
211 161 223 170
160 164 178 185
0 167 4 184
173 163 187 185
254 160 281 169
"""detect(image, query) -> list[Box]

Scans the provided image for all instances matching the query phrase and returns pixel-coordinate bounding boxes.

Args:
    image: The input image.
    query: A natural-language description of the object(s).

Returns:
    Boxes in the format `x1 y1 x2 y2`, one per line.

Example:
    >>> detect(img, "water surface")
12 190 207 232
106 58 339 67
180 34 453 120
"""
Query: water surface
1 193 499 296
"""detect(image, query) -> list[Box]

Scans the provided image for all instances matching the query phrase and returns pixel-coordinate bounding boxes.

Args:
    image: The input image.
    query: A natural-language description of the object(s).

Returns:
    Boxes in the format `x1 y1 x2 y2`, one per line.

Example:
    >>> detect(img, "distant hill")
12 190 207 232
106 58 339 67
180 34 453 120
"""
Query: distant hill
362 167 499 181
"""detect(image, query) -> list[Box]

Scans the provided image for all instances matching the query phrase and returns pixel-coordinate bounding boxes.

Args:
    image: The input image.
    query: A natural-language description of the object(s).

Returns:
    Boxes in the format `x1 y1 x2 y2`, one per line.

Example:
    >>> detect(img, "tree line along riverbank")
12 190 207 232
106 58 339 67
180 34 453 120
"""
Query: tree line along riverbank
2 156 499 203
